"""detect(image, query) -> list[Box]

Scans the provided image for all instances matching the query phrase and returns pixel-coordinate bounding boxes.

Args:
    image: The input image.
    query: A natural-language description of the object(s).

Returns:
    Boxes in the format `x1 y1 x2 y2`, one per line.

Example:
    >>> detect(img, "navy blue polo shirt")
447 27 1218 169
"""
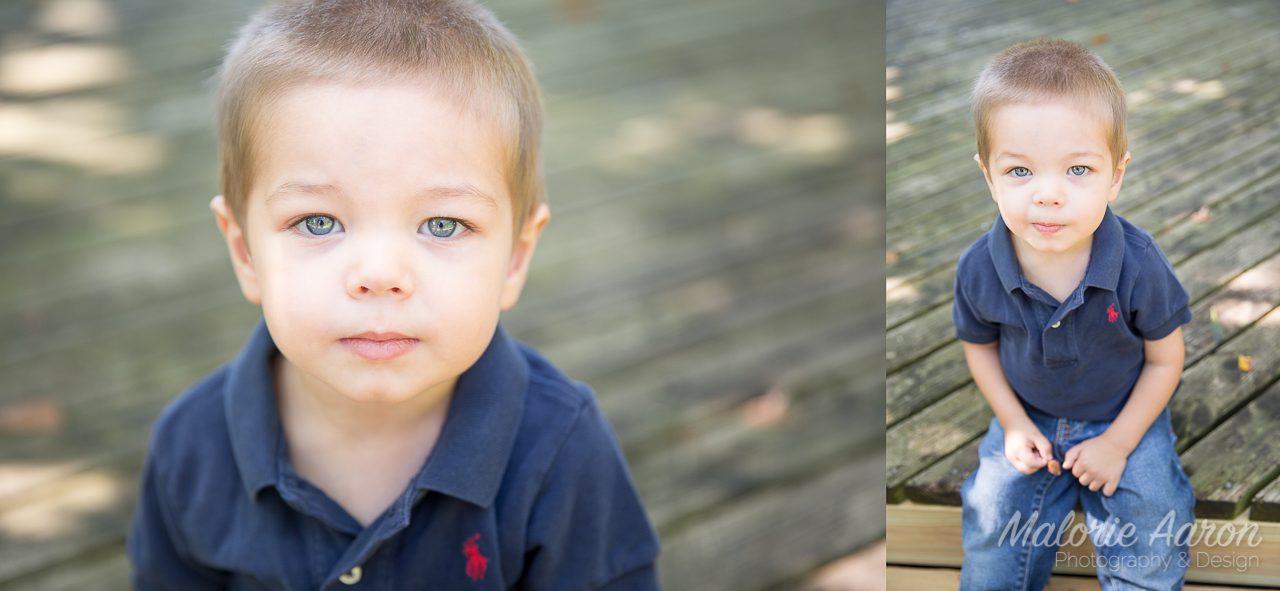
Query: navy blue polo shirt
952 207 1192 421
128 318 660 590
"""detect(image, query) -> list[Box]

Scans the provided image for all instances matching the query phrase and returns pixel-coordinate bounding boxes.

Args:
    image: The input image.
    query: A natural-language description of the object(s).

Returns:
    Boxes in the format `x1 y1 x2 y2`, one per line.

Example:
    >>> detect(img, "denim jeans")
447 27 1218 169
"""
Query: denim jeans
959 405 1195 591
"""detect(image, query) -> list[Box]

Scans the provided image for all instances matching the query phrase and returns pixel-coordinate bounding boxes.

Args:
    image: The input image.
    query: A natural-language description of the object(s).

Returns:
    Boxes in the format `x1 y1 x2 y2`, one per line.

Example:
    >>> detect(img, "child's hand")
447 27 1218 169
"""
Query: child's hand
1062 435 1128 496
1003 423 1054 475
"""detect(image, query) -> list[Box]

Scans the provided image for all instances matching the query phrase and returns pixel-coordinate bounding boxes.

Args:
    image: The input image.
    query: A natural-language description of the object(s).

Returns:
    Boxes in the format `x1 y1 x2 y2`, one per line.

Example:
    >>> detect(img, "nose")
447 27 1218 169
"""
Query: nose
1033 178 1065 207
346 234 414 299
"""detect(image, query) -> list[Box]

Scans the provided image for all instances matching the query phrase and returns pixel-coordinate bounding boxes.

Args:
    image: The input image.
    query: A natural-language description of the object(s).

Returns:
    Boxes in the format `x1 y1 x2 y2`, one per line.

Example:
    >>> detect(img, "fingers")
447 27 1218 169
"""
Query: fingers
1062 446 1080 470
1075 471 1117 495
1032 437 1054 465
1007 452 1037 475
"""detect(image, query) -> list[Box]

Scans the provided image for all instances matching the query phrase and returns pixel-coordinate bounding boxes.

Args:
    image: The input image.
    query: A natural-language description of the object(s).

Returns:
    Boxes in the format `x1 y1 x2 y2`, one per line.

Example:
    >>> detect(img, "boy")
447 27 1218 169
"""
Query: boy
953 40 1196 590
126 1 661 589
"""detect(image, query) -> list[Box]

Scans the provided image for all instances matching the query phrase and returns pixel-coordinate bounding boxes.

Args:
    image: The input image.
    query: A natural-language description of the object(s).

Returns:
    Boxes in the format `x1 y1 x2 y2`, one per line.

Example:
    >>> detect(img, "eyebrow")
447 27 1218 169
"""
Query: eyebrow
264 181 500 211
994 151 1104 161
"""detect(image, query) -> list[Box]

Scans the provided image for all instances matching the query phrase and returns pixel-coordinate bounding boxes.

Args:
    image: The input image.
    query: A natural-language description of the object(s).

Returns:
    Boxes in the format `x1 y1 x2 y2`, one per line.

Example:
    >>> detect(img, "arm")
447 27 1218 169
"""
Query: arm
963 340 1054 474
1061 327 1184 496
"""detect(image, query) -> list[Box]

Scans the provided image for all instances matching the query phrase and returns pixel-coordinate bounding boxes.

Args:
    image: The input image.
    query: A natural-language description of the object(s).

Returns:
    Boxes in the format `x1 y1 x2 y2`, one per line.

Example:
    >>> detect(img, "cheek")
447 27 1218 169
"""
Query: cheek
255 242 335 320
439 245 511 310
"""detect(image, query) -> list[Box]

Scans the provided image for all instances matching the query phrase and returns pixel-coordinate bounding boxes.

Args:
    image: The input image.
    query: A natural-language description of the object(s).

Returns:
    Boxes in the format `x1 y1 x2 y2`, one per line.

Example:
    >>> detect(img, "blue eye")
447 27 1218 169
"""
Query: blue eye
421 217 463 238
301 215 341 235
1069 165 1090 176
1010 167 1031 177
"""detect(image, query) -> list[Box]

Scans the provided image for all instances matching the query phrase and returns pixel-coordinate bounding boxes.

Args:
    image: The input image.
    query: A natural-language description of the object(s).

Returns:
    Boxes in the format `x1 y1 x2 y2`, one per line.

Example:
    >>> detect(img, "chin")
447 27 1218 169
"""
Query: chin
331 378 421 405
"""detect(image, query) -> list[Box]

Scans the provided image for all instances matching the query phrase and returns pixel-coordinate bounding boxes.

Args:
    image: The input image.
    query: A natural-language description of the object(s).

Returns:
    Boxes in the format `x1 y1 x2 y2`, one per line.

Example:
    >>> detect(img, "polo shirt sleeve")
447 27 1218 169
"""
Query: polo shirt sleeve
128 448 227 591
1130 243 1192 341
953 272 999 344
522 396 661 591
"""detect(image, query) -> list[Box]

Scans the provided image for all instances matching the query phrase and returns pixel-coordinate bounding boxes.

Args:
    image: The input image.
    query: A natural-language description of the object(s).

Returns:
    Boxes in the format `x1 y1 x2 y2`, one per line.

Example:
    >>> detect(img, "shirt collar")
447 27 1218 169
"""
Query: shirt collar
224 318 528 508
986 206 1124 294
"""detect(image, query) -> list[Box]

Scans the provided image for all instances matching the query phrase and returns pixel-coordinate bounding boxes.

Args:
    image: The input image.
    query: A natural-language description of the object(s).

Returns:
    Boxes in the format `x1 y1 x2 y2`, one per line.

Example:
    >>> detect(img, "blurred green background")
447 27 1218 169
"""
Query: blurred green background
0 0 884 589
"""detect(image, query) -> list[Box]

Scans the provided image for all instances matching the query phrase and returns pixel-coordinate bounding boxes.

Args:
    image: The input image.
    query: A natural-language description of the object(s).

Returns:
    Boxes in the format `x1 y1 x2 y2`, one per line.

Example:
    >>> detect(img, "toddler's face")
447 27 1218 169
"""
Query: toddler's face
977 100 1129 258
213 82 547 405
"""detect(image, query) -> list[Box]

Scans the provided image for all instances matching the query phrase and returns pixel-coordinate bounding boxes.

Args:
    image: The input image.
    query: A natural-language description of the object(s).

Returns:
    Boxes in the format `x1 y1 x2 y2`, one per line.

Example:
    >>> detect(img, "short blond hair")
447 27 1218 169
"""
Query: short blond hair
214 0 544 233
972 39 1127 169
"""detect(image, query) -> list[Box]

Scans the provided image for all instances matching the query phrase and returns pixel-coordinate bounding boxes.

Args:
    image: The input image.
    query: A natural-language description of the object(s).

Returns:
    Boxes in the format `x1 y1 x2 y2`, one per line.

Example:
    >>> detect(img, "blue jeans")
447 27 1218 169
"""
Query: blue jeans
959 406 1195 591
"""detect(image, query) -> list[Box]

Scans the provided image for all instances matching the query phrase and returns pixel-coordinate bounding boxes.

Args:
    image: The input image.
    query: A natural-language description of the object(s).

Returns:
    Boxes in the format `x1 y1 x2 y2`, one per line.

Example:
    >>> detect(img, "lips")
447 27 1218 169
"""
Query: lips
1032 222 1064 235
340 331 419 361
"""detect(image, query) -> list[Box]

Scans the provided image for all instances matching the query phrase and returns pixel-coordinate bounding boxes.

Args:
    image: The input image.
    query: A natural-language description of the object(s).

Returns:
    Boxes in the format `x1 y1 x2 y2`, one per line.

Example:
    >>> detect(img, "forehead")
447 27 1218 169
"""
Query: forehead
248 81 513 213
988 99 1111 159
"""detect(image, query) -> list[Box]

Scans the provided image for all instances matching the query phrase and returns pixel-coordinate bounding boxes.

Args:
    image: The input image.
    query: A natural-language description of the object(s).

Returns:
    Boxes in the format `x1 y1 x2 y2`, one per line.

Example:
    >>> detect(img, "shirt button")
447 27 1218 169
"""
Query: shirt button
339 566 362 585
1051 321 1061 328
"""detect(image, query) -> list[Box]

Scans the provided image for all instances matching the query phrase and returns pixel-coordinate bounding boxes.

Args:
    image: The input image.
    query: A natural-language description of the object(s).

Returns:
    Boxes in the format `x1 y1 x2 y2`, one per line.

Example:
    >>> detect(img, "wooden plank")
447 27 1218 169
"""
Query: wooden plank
523 219 876 383
887 565 1254 591
889 1 1280 158
603 292 880 454
886 341 969 428
779 540 885 591
0 451 141 586
1180 380 1280 519
889 7 1280 190
901 438 980 506
658 453 884 591
1249 477 1280 523
1184 253 1280 366
886 268 953 331
633 347 883 531
886 384 992 502
1172 304 1280 449
886 302 952 375
888 503 1280 586
0 545 130 591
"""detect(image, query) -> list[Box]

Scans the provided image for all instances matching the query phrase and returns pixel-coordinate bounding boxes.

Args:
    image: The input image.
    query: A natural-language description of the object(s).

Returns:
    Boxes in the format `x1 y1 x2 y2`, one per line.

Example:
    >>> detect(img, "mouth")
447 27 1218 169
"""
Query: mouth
340 331 419 361
1032 223 1065 235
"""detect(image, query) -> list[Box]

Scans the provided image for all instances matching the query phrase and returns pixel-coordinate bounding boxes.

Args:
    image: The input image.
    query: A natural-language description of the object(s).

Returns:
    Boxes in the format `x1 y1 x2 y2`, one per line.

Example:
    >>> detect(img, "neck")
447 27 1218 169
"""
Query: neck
273 354 454 442
1009 230 1093 272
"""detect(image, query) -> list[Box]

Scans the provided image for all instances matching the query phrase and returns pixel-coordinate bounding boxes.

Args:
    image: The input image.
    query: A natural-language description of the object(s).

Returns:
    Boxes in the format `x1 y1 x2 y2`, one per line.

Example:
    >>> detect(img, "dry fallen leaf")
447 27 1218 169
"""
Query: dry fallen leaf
1092 33 1110 45
0 400 64 434
741 388 790 428
1239 355 1253 372
886 250 898 264
555 0 597 23
1189 204 1211 223
1210 306 1226 345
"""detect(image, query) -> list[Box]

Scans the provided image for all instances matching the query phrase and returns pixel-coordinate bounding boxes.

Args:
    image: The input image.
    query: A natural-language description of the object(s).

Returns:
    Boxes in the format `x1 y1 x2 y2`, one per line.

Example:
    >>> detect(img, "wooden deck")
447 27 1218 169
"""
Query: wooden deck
888 0 1280 584
0 0 881 589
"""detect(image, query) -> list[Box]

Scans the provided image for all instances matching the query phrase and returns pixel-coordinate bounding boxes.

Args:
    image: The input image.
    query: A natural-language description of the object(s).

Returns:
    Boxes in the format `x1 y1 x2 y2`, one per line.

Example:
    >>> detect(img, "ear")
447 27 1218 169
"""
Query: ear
1108 151 1131 203
500 203 550 311
974 153 996 201
210 195 262 305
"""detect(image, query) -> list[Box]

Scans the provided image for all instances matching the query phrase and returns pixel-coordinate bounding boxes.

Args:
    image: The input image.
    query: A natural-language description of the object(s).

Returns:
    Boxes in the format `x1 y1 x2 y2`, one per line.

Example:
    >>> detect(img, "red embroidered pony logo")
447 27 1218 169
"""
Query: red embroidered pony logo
463 533 488 581
1107 303 1118 323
